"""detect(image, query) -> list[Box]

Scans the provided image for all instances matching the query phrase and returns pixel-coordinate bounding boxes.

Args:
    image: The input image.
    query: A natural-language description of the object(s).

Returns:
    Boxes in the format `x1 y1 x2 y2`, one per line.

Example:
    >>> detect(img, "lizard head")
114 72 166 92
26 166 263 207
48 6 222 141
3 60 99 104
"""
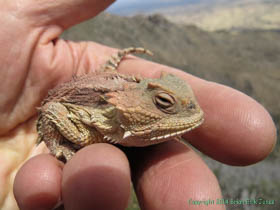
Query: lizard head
106 72 204 146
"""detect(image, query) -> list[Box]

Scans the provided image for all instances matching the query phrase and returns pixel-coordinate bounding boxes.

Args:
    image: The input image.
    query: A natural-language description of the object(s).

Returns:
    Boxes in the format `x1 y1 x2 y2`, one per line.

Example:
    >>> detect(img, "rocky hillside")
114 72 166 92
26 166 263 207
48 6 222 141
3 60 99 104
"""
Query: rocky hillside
61 13 280 209
162 0 280 31
108 0 280 31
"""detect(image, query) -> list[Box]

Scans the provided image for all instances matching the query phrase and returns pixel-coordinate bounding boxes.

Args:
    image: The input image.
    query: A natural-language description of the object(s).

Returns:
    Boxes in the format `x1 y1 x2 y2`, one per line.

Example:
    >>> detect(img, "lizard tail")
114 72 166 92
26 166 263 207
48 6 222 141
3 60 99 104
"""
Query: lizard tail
102 47 153 72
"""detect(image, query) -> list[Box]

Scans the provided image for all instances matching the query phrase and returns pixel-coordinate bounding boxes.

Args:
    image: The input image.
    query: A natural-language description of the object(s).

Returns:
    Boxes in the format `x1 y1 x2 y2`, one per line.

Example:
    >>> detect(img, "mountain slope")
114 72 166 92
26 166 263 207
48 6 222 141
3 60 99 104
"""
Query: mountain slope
163 0 280 31
107 0 280 31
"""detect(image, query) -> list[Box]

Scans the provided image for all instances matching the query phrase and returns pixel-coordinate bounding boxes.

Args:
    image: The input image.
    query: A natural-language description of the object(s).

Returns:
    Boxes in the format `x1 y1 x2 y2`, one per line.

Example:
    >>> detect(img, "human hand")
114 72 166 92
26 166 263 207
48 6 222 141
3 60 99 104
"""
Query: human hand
0 0 276 209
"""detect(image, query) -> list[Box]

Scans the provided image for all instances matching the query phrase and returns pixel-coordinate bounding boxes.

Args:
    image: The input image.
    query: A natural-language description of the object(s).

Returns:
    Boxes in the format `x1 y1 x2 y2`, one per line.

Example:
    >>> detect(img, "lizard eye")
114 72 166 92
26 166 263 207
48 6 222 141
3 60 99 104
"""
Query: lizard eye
154 92 177 114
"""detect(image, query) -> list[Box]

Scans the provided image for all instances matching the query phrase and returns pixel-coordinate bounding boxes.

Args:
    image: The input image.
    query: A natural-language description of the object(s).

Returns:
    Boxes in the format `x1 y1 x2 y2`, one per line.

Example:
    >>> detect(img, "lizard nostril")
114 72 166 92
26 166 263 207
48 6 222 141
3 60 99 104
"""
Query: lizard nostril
187 101 196 109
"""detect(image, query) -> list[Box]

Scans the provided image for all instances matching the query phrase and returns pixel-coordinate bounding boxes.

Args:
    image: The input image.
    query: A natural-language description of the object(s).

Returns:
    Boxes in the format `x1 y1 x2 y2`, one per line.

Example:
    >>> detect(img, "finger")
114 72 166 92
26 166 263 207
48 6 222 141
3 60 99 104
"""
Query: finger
185 81 277 166
13 154 63 210
113 51 276 166
62 143 131 210
19 0 115 29
126 141 224 210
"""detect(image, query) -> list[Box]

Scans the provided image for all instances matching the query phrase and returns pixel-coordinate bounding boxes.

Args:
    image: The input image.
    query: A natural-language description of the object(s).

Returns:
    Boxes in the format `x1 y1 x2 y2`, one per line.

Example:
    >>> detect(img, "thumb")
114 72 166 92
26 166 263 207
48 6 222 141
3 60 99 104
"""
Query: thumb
21 0 115 29
0 0 115 132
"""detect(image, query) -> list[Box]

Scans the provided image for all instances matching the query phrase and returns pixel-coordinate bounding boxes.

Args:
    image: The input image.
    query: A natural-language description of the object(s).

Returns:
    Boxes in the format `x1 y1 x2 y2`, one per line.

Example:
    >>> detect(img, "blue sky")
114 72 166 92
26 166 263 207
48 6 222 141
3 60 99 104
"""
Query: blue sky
106 0 280 15
107 0 201 15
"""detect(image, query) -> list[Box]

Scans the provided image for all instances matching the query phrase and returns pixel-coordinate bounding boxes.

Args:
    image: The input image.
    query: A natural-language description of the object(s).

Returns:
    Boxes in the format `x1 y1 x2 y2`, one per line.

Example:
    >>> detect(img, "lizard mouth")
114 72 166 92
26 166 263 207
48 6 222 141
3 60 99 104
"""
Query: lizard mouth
121 111 204 143
149 116 204 141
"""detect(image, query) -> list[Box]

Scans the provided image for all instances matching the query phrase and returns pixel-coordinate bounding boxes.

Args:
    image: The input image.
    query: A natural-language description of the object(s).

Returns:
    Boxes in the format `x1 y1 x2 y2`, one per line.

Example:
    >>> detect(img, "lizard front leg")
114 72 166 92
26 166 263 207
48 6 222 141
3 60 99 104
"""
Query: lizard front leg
37 114 76 162
38 102 102 160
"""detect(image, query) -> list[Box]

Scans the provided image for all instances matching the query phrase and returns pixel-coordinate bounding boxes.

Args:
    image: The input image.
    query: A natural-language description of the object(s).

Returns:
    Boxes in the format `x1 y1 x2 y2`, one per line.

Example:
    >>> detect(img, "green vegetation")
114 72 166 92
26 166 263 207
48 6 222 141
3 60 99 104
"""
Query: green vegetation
126 188 140 210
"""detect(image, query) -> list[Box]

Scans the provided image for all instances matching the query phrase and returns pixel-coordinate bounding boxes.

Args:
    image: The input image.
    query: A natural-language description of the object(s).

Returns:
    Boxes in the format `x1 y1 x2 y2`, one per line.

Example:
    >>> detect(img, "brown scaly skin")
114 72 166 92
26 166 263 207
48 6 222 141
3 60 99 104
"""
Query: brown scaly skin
37 48 204 162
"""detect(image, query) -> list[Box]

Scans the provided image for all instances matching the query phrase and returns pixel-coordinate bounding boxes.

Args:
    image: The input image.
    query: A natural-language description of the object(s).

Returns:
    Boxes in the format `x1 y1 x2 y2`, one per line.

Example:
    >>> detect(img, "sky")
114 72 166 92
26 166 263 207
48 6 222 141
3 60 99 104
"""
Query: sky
106 0 280 15
106 0 201 15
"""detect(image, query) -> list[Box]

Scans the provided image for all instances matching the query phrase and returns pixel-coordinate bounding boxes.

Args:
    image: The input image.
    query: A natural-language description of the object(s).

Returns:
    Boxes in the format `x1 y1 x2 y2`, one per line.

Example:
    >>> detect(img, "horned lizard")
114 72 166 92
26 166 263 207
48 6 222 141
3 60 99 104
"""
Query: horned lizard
37 47 204 162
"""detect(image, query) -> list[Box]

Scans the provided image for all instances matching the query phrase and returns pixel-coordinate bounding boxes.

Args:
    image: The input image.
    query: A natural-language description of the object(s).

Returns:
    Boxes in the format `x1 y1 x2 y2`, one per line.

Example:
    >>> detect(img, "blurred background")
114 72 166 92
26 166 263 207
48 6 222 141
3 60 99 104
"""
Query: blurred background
62 0 280 209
